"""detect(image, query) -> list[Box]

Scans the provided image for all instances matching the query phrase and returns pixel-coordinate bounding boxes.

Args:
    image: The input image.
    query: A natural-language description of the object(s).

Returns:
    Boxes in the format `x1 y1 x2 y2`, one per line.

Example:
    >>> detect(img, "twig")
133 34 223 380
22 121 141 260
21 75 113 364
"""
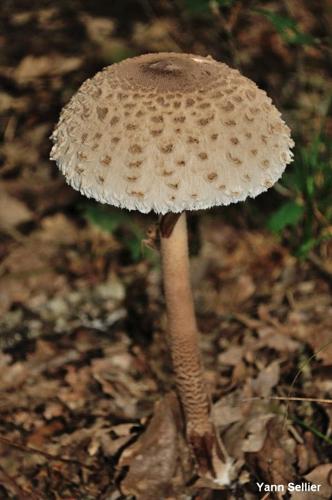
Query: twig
287 422 304 444
308 252 332 281
0 435 96 471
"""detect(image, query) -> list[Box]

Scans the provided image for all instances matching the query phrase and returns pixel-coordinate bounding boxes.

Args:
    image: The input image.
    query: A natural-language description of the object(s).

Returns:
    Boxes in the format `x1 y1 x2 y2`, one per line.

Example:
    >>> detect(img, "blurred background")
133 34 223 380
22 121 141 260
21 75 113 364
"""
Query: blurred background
0 1 332 498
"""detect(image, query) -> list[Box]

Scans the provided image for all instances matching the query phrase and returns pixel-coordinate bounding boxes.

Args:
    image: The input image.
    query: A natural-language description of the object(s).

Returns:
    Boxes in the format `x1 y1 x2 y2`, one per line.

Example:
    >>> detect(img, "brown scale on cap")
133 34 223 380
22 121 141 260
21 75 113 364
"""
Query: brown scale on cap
129 144 142 154
96 107 108 120
123 102 136 109
150 129 163 137
151 115 164 123
126 123 137 131
126 175 139 182
110 116 120 126
207 172 218 181
51 52 294 214
185 98 195 107
75 165 84 175
174 116 186 123
160 144 174 154
128 160 142 168
100 155 112 166
198 152 208 160
264 179 274 188
77 151 87 161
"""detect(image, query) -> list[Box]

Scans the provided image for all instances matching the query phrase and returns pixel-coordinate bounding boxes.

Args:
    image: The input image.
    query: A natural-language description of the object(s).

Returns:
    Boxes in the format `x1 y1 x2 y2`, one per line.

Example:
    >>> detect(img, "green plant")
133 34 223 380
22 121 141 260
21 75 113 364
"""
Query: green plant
291 415 332 446
267 130 332 257
253 8 316 46
82 203 154 262
183 1 317 49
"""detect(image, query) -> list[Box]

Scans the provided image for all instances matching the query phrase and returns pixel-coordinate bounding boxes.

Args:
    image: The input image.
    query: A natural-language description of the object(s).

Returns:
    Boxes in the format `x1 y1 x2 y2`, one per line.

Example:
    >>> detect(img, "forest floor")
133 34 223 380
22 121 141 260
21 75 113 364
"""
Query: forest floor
0 1 331 498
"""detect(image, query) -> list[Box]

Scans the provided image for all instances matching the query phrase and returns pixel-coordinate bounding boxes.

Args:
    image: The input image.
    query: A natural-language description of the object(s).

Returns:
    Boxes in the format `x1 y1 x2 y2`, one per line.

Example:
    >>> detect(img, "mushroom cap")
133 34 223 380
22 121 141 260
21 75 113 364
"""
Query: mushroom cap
51 52 294 214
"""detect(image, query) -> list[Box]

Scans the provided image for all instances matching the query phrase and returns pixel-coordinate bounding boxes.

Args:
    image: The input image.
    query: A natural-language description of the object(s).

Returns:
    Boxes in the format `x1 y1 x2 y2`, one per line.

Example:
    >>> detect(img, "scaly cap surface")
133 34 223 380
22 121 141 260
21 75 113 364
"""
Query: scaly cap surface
51 52 294 214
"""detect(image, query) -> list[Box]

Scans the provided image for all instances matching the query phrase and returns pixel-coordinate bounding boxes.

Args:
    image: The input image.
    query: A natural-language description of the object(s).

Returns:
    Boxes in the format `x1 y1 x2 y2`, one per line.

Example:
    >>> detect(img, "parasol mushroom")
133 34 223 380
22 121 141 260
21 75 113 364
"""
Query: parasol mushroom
50 52 294 485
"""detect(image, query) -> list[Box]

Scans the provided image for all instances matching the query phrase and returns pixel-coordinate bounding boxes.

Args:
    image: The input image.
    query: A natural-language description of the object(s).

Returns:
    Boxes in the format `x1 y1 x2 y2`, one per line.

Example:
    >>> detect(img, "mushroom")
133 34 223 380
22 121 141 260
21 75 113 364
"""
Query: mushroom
50 53 294 485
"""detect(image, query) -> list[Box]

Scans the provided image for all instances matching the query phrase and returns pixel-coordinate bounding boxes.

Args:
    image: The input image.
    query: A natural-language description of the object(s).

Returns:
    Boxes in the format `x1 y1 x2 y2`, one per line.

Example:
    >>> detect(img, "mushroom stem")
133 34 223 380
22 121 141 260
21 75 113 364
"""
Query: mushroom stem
160 212 232 484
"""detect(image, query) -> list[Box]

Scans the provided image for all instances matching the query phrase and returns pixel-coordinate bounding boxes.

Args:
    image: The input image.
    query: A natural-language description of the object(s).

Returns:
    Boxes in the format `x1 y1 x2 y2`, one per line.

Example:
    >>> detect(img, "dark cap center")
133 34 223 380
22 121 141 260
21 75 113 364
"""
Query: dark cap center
143 59 183 76
116 53 222 93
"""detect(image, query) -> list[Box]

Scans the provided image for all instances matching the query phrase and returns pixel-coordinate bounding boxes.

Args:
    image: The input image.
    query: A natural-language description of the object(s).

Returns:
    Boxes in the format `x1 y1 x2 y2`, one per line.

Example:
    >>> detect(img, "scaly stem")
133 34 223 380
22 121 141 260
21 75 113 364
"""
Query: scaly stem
160 212 232 483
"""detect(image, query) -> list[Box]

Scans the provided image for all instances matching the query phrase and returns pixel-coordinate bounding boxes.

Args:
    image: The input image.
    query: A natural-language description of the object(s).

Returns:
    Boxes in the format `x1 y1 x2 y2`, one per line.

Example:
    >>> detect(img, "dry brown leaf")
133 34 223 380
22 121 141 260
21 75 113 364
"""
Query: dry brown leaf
0 185 32 231
88 423 134 458
218 346 244 366
306 317 332 365
291 464 332 499
216 274 255 314
132 19 180 52
14 55 81 83
251 360 280 397
304 464 332 498
79 14 116 44
216 384 276 459
213 397 244 428
251 418 296 492
38 213 78 245
119 393 192 500
0 92 28 112
0 214 79 314
257 327 300 353
296 432 319 475
242 414 275 453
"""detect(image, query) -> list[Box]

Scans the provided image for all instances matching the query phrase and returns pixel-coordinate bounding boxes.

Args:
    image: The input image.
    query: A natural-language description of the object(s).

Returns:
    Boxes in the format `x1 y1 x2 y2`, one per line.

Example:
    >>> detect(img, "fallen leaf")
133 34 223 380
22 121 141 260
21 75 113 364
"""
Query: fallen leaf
291 463 332 499
132 19 180 52
257 327 300 353
119 393 192 500
14 55 81 83
306 317 332 365
251 361 280 397
0 185 32 231
218 346 244 366
251 418 296 492
242 414 275 453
